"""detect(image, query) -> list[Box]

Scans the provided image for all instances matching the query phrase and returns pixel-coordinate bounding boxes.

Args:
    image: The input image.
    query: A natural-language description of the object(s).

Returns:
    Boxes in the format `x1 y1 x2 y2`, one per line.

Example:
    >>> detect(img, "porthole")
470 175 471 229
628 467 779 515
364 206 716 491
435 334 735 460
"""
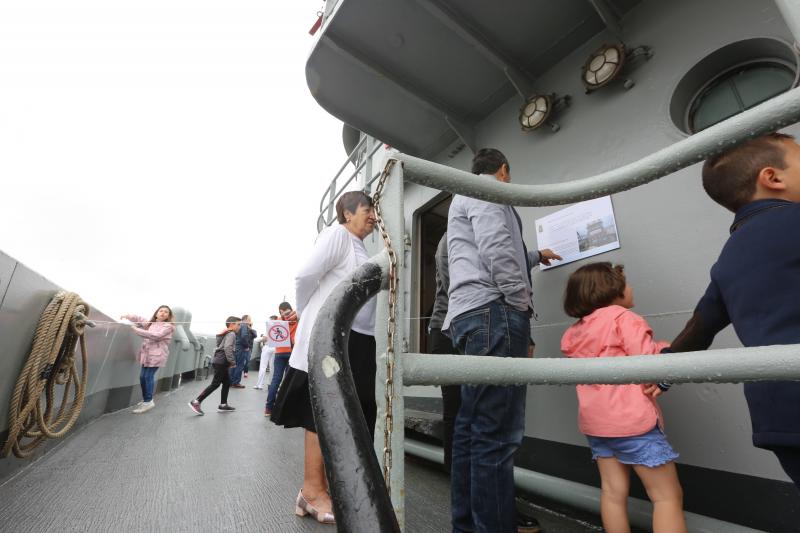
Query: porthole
689 62 794 132
670 38 799 134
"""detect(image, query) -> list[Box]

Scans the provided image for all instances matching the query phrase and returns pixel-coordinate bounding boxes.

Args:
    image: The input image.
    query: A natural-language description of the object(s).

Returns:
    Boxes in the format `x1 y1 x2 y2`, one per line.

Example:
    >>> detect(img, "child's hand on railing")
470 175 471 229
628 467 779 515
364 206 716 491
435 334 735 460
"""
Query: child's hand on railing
642 383 663 398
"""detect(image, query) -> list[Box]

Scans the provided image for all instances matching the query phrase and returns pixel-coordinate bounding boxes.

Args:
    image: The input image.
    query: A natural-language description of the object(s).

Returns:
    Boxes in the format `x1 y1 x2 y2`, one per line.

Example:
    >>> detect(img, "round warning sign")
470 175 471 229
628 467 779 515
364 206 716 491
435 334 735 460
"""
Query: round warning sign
268 324 289 343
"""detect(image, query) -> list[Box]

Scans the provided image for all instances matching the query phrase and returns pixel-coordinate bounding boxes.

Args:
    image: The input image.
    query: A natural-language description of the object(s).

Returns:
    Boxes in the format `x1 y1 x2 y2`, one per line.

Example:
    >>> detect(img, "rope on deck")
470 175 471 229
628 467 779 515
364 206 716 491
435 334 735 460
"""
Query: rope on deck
1 291 91 458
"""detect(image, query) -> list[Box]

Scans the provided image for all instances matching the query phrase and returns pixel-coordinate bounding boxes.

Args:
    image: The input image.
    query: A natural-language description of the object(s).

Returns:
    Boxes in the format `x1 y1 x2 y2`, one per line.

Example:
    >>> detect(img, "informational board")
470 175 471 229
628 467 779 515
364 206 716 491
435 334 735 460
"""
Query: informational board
265 320 292 348
534 196 620 270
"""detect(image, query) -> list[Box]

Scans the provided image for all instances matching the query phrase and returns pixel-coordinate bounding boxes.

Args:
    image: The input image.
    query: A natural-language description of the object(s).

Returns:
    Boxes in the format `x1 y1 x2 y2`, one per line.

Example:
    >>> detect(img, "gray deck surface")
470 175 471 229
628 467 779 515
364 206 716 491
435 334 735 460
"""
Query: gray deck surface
0 376 599 532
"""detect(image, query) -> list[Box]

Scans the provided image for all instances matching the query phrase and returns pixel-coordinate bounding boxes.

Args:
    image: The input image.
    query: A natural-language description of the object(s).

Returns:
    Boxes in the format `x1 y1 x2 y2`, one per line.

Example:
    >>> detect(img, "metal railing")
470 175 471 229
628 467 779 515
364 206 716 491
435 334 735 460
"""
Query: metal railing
394 84 800 206
317 134 384 232
309 83 800 532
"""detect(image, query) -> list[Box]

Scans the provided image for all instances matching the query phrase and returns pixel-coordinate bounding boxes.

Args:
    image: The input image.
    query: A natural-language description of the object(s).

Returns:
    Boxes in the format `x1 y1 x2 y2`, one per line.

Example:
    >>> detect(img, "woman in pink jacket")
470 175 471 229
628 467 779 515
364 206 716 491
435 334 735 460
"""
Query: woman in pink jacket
122 305 175 414
561 263 686 533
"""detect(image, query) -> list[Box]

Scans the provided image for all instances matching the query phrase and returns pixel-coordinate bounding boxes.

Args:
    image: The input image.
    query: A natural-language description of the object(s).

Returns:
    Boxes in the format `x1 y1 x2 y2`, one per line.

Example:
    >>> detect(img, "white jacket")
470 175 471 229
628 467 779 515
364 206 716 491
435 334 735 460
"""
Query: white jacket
289 224 376 373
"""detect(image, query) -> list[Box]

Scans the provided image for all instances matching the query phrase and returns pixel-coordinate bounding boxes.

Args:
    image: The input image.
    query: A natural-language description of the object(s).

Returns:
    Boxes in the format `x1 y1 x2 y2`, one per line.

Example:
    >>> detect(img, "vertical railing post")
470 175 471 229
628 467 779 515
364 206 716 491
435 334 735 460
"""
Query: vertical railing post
374 160 406 530
362 136 374 191
326 179 336 225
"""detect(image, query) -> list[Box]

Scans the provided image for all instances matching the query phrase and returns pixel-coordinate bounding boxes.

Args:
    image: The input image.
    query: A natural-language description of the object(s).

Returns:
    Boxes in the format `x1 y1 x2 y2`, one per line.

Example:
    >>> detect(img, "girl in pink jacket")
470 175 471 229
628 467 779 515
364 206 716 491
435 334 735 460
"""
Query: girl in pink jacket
561 263 686 533
122 305 175 414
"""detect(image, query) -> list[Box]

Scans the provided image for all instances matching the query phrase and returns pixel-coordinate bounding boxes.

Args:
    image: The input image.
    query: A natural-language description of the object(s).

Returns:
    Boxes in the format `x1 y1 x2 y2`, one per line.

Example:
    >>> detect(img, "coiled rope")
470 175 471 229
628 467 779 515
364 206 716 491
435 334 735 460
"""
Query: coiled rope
1 291 91 458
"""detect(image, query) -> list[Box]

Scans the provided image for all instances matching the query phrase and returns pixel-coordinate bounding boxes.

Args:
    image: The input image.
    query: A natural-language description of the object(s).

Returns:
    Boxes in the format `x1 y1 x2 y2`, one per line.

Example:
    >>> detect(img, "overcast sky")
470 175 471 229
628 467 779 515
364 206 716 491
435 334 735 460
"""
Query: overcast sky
1 1 353 333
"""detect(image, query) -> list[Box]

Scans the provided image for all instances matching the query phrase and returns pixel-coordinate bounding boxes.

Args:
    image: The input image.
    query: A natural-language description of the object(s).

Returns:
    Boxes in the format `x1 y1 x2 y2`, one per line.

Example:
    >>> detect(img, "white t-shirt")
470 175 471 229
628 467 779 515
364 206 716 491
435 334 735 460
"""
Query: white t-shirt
350 231 377 336
289 224 377 373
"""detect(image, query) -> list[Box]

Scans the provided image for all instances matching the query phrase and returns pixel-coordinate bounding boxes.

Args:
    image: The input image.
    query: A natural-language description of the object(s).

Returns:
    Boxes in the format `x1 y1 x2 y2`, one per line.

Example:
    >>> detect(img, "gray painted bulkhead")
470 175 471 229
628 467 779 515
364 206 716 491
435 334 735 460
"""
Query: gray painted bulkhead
0 249 214 482
313 0 800 527
394 0 793 485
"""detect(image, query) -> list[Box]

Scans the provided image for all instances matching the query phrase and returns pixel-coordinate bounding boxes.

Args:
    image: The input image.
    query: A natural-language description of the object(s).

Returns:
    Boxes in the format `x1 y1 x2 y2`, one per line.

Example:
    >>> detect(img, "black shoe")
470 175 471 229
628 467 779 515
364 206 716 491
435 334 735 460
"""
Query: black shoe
517 514 541 533
217 404 236 412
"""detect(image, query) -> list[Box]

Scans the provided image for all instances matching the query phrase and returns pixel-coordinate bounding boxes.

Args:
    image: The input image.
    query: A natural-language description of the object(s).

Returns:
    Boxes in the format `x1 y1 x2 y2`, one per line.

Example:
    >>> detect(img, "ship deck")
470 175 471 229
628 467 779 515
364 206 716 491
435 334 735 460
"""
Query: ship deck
0 376 600 532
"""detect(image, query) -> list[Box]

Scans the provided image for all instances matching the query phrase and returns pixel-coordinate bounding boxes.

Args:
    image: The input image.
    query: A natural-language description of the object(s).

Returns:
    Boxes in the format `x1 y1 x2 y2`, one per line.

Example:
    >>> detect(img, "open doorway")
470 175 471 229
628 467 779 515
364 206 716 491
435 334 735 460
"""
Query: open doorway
416 193 451 354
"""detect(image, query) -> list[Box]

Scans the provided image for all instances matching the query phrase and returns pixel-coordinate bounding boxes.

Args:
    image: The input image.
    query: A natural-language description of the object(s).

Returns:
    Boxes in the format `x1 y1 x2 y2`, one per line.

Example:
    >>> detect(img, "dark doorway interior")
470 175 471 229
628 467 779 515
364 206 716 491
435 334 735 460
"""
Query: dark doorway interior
417 194 451 353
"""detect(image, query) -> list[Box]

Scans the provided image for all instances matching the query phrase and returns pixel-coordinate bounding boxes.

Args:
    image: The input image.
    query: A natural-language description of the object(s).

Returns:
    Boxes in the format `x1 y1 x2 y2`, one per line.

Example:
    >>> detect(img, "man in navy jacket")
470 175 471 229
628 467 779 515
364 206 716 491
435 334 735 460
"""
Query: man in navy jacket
668 132 800 490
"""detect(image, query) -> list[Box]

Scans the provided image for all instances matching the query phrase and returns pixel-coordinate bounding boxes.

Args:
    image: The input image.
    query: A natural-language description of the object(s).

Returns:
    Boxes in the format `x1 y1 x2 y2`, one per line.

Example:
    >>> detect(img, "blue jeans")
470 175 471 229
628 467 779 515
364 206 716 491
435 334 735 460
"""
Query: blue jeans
229 349 247 384
266 353 291 410
243 350 251 374
139 366 158 402
448 299 530 533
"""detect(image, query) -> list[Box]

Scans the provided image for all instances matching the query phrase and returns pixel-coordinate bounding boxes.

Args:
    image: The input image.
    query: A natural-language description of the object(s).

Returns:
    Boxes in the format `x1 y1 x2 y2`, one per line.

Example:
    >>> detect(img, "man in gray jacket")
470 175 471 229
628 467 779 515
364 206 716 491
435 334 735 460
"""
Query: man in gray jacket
445 148 560 533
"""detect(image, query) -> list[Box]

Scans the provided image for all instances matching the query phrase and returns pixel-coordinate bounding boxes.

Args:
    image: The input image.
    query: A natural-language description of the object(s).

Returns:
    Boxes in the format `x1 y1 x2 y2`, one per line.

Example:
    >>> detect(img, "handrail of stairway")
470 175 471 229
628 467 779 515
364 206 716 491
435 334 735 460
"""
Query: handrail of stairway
319 135 367 213
393 85 800 206
317 138 384 231
307 250 401 533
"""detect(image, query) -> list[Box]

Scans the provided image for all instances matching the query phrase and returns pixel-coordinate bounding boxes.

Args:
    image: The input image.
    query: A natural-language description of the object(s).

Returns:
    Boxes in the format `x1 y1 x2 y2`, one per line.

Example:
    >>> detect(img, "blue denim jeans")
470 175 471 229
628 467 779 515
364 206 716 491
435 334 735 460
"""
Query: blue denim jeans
242 349 251 374
266 353 291 410
139 366 158 402
448 299 530 533
229 349 247 384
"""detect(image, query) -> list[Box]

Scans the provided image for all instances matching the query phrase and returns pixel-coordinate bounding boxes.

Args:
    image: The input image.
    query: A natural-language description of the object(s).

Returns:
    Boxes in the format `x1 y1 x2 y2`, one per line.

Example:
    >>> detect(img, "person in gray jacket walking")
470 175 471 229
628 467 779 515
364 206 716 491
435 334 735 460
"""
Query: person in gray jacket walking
445 148 560 533
189 316 241 415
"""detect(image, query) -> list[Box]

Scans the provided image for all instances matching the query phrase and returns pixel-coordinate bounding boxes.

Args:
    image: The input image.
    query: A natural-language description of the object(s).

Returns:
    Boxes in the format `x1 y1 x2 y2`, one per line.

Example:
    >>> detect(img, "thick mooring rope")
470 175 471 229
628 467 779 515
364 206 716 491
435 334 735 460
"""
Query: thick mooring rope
1 291 90 458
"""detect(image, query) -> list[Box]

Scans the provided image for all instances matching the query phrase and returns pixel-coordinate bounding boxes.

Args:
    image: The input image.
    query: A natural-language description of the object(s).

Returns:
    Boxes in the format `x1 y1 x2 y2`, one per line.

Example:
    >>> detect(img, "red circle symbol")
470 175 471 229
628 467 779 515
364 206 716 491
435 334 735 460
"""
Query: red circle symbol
268 324 289 343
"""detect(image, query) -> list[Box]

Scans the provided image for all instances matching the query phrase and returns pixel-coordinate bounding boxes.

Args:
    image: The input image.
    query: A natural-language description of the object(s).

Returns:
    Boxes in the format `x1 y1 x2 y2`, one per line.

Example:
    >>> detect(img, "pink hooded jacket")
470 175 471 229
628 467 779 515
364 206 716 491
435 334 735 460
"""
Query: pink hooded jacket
560 305 670 438
125 315 175 368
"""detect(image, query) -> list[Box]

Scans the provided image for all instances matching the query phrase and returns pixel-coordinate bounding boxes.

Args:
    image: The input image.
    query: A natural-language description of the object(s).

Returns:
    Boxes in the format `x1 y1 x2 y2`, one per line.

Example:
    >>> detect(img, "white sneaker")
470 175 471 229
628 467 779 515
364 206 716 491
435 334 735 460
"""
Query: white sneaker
133 400 155 414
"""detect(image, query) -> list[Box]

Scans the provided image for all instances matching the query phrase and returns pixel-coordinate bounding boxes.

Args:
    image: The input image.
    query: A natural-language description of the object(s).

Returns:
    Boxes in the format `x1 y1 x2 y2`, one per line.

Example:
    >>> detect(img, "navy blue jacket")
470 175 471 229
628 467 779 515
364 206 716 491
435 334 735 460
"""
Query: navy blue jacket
670 199 800 449
235 323 255 352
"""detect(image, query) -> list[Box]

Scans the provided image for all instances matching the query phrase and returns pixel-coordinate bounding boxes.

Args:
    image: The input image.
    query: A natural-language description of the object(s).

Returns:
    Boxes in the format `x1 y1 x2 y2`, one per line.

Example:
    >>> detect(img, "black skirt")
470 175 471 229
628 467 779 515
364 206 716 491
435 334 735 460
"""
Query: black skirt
271 330 376 435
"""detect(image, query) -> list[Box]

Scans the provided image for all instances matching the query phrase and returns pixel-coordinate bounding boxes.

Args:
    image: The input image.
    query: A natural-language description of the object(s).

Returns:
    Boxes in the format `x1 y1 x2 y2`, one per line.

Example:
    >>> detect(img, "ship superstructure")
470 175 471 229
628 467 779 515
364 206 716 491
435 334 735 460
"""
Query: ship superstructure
308 0 800 530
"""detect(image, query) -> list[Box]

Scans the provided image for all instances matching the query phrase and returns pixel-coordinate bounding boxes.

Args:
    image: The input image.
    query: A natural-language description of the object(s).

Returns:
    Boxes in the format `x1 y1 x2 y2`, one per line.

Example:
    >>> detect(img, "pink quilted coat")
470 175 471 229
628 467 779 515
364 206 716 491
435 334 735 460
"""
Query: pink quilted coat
124 314 175 368
561 305 670 438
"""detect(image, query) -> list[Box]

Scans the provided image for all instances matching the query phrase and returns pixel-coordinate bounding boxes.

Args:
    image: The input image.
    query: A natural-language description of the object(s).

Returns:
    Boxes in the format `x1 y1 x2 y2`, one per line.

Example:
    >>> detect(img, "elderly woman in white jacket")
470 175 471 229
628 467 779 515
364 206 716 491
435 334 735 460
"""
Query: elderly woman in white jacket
271 191 378 525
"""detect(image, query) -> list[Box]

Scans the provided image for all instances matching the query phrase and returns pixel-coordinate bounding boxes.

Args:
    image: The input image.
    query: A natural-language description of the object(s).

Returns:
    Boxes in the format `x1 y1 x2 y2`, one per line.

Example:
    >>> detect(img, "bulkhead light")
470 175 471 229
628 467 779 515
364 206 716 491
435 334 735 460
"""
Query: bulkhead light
518 94 552 131
582 42 626 92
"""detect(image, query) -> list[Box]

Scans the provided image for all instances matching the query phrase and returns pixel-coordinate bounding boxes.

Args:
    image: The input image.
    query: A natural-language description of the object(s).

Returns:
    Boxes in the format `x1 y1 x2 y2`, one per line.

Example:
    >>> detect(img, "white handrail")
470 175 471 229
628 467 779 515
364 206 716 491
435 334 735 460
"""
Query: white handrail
402 346 800 386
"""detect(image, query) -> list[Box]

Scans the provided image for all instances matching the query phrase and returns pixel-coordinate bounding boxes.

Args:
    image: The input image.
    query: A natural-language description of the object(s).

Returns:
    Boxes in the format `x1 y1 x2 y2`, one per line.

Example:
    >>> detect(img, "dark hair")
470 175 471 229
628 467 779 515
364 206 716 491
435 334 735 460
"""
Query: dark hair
146 305 173 329
471 148 509 175
336 191 374 224
702 132 794 212
278 302 292 311
563 262 627 318
269 315 278 320
225 316 241 327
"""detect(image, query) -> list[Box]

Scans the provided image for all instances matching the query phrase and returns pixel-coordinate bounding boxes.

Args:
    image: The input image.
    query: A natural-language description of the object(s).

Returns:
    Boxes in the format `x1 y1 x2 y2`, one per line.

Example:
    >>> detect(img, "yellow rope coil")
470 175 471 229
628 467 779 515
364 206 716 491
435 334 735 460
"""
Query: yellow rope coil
1 291 90 458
